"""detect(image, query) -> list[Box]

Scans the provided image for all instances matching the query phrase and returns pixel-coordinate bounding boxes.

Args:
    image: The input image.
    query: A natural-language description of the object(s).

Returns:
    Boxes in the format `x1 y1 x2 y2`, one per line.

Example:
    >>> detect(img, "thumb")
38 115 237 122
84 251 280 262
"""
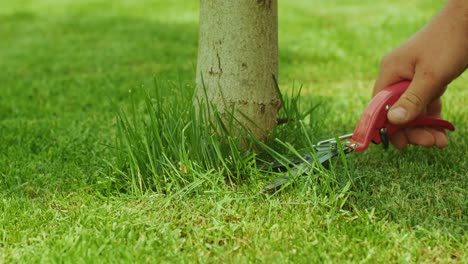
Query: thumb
387 72 442 125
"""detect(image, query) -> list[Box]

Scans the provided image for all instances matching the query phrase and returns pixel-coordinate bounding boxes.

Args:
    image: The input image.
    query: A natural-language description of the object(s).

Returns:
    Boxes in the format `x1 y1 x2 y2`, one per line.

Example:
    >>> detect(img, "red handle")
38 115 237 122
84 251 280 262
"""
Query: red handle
350 81 455 152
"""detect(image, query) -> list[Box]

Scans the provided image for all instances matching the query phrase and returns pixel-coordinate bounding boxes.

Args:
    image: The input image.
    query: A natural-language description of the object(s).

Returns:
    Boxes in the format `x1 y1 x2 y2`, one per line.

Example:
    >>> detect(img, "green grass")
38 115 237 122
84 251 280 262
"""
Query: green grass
1 0 466 262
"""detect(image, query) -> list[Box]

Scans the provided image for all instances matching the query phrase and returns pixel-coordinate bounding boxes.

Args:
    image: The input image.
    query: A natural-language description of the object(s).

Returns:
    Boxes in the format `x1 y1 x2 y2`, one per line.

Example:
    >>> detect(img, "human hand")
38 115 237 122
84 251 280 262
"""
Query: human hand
373 1 468 149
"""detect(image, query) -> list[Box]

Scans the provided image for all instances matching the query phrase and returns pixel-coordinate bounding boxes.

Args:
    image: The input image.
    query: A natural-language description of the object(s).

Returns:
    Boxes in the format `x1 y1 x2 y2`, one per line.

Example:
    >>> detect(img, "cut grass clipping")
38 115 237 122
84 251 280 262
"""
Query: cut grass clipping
108 79 353 197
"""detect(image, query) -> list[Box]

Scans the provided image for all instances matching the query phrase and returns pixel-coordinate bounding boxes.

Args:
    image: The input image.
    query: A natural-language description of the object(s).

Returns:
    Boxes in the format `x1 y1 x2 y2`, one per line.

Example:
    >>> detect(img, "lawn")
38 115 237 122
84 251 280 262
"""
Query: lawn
0 0 466 262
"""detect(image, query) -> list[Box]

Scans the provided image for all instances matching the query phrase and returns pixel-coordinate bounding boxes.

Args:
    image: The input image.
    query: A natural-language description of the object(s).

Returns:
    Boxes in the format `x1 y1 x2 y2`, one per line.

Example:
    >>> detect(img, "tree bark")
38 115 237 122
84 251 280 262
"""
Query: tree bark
195 0 279 142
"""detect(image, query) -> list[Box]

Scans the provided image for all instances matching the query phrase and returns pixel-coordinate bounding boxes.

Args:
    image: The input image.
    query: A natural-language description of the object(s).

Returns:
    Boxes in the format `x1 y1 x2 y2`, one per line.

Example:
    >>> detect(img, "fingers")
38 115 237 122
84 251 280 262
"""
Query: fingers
389 128 448 149
389 131 408 150
431 129 448 148
387 68 446 125
387 98 448 149
406 127 435 147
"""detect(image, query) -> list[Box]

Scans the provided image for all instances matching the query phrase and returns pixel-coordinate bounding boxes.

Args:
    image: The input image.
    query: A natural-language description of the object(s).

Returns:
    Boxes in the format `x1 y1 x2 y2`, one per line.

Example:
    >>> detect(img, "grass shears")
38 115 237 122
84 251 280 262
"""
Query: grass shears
262 81 455 192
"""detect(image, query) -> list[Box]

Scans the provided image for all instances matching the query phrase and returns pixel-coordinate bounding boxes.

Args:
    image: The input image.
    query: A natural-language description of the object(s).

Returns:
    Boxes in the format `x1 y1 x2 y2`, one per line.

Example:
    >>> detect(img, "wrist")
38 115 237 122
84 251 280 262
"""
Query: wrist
443 0 468 27
433 0 468 53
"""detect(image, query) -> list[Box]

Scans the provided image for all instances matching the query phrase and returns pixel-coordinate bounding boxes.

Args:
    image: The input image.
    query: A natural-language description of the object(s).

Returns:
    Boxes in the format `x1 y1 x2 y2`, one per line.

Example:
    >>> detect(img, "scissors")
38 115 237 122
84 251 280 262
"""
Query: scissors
261 81 455 192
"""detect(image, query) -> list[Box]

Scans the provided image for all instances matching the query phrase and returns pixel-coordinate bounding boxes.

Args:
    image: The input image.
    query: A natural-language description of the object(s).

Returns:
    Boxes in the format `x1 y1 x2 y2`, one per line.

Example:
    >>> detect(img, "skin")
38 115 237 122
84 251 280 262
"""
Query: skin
373 0 468 149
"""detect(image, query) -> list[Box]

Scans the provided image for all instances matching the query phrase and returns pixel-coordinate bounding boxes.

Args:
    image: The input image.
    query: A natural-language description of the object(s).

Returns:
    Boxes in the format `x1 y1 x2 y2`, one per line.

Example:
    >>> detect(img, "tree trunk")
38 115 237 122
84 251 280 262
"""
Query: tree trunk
195 0 279 142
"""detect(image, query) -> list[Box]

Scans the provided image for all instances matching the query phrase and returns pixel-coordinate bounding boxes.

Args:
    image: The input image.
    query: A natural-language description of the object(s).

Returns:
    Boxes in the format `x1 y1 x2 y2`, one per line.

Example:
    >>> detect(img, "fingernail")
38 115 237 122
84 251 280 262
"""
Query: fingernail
388 107 407 123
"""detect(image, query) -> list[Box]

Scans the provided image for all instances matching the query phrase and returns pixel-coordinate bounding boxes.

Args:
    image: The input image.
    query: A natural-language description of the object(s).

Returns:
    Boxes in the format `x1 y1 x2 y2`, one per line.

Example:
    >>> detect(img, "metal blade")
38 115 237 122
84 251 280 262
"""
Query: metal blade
260 144 353 193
